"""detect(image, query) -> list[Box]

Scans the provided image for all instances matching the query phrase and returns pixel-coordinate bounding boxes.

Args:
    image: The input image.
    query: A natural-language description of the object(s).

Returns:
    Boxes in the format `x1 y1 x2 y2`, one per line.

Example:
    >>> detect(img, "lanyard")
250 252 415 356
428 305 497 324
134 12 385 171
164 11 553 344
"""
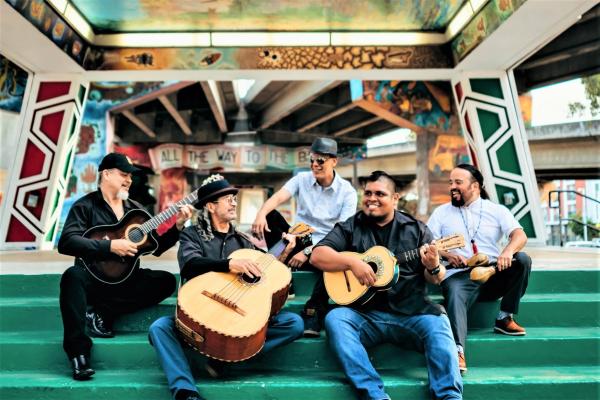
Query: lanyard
459 200 483 253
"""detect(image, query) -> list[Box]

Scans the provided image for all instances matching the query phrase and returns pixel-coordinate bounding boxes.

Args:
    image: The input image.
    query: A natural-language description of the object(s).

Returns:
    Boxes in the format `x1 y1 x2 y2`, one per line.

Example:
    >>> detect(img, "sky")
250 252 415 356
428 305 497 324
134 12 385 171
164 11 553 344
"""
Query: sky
530 78 598 126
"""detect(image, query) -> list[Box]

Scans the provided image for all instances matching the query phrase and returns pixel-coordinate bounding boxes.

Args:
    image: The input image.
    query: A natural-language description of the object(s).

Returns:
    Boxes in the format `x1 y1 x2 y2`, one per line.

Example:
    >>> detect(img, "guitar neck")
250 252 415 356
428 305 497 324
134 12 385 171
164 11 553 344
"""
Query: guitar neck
397 239 461 265
139 191 197 234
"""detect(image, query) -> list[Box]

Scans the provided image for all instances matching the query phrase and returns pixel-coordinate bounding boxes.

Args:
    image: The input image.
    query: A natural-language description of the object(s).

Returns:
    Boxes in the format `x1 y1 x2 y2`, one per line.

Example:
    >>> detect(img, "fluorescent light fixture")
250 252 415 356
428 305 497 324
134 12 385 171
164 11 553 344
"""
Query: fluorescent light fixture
211 32 330 47
446 4 474 39
64 3 94 42
331 32 446 46
95 33 211 47
47 0 68 14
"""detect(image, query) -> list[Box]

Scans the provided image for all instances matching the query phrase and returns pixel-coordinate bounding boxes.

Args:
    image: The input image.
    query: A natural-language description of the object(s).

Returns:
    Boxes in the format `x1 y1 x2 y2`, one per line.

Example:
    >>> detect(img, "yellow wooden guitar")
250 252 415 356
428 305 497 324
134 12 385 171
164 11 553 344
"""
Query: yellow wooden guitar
324 234 465 306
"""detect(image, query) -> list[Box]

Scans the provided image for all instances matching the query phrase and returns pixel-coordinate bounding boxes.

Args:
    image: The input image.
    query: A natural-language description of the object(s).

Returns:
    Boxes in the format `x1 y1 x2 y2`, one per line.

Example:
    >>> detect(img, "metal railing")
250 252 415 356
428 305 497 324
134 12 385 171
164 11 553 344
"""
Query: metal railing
548 190 600 246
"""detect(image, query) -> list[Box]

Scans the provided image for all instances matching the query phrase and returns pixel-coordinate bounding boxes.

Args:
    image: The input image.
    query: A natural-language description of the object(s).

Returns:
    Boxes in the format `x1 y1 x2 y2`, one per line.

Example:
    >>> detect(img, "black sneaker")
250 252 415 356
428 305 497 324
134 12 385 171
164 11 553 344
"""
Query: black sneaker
86 310 114 338
301 308 321 338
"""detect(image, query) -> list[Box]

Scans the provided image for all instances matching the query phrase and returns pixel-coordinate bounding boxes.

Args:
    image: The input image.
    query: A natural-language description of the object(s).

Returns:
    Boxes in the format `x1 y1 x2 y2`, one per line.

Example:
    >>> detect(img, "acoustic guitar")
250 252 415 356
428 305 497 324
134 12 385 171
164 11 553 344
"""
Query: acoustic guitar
175 223 312 362
324 234 465 306
78 190 198 284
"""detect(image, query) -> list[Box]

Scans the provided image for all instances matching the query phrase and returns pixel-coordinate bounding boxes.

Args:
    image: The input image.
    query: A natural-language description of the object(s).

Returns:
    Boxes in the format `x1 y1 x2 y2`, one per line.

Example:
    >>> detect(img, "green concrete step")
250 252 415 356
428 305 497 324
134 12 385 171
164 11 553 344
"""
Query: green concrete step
1 328 598 372
2 293 598 332
0 367 598 400
1 269 598 297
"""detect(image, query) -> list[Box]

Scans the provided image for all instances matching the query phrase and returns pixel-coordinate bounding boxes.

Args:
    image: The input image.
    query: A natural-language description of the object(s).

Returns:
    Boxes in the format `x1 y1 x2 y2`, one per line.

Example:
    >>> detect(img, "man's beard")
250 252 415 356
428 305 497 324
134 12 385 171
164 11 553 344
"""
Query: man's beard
450 190 465 207
364 211 387 223
117 189 129 201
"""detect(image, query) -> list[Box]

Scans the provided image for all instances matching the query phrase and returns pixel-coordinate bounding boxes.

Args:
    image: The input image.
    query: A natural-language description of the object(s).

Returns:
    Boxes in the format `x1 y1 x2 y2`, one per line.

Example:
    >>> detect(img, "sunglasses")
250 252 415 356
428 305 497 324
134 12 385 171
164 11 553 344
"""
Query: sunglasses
212 194 237 205
309 155 330 165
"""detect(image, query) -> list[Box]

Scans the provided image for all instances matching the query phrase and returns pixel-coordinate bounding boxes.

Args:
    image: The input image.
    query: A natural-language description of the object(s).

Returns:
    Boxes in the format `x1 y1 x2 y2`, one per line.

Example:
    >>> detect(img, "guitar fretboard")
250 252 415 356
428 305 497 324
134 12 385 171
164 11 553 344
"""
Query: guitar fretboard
139 191 198 234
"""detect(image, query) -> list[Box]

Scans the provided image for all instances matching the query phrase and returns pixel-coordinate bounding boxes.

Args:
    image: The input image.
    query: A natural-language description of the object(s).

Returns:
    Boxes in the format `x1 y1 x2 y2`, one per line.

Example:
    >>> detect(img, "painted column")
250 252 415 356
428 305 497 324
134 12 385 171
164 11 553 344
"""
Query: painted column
0 75 88 250
452 71 545 243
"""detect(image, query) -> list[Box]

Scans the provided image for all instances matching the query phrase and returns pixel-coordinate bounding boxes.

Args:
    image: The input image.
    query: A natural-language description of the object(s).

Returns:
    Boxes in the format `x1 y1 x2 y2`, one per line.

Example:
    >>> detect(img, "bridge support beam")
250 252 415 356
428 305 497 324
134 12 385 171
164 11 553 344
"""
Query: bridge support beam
452 71 545 243
0 75 88 250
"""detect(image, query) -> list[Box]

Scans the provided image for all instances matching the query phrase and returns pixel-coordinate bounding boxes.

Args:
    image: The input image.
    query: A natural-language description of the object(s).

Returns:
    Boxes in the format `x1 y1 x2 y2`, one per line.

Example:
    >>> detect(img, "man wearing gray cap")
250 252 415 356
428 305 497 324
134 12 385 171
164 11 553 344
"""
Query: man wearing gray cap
252 137 358 337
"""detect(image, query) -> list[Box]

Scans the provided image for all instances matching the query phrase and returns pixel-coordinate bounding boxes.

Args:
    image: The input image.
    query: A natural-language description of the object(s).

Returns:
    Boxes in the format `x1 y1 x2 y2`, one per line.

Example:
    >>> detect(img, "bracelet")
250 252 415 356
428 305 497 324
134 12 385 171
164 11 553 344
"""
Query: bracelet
427 265 441 275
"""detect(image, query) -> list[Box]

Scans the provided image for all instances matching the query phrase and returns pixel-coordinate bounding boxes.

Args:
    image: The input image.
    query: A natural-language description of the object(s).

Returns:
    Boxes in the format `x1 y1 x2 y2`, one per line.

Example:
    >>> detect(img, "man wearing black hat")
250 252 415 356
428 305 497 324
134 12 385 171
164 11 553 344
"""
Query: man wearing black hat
427 164 531 373
148 174 303 400
57 152 194 380
252 137 358 337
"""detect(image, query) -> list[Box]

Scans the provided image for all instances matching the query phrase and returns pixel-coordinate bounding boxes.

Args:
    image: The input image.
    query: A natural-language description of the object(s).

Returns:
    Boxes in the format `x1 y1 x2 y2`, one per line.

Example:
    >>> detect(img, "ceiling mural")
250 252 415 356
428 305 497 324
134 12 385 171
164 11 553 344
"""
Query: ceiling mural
70 0 465 32
452 0 527 62
84 46 452 70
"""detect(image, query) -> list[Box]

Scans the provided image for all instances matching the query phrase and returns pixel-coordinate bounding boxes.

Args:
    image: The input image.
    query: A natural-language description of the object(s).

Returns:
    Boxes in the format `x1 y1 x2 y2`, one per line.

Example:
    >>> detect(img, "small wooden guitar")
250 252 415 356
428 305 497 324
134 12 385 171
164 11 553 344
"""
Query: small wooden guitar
268 222 315 262
78 190 198 284
176 248 291 362
324 234 465 306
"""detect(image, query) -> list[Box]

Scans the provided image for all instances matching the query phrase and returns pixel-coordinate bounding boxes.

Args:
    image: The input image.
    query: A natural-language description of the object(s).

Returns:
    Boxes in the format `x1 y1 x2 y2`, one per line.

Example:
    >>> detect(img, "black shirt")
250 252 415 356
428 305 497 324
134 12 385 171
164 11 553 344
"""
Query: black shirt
316 210 444 316
177 224 255 282
57 190 180 268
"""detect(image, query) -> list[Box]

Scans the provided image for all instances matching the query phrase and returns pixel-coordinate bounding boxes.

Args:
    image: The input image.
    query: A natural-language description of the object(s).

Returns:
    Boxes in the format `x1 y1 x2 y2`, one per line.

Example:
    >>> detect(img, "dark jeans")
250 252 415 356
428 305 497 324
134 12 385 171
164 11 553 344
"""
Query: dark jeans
59 264 176 359
264 210 329 317
441 252 532 349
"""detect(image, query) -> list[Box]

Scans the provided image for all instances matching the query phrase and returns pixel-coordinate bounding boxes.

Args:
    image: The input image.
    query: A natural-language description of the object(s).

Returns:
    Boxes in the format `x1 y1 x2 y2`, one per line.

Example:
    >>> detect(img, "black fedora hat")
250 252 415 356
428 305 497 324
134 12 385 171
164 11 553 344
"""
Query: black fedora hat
195 174 238 208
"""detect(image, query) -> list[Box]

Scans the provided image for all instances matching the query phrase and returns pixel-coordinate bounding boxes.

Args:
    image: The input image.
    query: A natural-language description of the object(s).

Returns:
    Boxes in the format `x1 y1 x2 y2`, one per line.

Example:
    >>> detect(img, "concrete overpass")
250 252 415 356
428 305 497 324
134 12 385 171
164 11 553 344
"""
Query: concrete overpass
337 120 600 181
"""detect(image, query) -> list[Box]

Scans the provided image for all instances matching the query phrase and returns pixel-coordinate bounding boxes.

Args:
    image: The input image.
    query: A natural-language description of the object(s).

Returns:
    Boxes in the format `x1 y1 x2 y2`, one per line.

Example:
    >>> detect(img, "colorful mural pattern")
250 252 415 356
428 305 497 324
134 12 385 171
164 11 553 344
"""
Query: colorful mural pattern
6 0 90 65
70 0 464 32
84 46 451 70
451 0 527 62
0 54 29 112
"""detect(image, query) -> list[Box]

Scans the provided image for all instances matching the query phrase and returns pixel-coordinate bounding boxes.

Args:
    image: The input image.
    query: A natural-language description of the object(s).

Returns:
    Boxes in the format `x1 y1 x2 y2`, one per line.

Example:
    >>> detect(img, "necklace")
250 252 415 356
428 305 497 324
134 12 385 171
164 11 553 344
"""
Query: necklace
459 199 483 253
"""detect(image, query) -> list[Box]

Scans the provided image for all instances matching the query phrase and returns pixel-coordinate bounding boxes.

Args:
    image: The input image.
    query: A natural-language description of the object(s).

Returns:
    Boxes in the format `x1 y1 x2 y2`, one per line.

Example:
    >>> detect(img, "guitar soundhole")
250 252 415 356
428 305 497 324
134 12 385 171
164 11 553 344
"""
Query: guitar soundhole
240 274 261 285
128 227 144 244
367 262 379 275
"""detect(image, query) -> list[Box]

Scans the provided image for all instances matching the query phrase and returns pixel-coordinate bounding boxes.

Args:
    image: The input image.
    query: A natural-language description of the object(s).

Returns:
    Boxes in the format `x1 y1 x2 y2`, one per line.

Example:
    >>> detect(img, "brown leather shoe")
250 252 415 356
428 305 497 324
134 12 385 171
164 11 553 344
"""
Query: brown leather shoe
494 316 526 336
458 352 467 374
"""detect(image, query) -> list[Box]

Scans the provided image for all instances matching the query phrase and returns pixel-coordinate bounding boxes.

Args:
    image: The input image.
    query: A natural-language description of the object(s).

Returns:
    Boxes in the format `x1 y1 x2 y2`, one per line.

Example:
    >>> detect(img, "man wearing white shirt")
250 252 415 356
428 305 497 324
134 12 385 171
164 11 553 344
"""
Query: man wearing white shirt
252 137 358 337
427 164 531 374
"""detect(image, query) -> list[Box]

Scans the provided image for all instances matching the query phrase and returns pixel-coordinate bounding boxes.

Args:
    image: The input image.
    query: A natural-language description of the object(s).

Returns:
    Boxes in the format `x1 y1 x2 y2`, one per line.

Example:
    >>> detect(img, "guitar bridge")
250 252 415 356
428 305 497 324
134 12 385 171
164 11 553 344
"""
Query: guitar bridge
202 290 247 316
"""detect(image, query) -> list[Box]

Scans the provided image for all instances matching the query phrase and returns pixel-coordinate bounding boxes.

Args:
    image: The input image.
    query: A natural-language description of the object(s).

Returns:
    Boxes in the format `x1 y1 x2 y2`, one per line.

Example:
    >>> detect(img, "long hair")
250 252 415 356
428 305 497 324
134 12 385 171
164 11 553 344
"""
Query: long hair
195 206 215 241
455 164 490 199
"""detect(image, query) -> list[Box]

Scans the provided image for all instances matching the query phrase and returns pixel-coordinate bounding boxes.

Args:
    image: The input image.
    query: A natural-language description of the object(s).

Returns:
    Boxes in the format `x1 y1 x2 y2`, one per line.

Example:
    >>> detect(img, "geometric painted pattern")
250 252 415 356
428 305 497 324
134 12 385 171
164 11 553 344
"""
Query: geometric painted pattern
0 76 88 250
451 72 546 242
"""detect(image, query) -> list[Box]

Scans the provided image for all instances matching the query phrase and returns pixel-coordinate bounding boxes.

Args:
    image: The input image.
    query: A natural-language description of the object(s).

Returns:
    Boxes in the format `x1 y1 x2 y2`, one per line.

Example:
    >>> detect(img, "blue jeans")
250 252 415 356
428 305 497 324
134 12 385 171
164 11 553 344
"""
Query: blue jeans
148 312 303 398
325 307 463 400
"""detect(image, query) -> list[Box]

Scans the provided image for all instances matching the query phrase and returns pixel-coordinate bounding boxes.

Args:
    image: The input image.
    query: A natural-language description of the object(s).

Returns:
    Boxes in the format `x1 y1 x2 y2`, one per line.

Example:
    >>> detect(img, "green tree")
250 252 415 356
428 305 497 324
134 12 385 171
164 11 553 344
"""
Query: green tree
568 74 600 118
568 213 600 239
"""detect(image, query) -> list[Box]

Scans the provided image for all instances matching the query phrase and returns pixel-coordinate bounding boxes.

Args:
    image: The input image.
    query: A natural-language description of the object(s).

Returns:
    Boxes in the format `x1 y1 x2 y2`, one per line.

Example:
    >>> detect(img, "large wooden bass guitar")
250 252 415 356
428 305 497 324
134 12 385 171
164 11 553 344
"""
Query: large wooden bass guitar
175 223 312 362
324 234 465 306
78 190 198 284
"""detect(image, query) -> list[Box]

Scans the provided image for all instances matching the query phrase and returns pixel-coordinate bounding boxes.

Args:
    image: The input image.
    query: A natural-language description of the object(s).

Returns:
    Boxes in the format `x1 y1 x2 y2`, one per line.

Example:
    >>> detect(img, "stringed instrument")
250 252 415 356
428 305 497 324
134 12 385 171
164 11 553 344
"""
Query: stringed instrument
78 190 198 284
324 234 465 306
175 223 314 362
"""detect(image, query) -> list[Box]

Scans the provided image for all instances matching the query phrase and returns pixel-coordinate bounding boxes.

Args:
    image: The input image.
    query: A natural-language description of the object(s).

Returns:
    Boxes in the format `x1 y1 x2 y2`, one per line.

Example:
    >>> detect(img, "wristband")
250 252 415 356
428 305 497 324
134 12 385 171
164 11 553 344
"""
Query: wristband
427 265 441 275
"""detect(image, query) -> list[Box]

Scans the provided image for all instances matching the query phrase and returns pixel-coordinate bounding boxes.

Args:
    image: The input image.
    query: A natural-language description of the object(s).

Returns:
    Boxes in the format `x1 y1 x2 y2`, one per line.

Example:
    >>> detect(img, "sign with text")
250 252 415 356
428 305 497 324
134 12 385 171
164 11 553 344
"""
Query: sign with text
149 144 311 172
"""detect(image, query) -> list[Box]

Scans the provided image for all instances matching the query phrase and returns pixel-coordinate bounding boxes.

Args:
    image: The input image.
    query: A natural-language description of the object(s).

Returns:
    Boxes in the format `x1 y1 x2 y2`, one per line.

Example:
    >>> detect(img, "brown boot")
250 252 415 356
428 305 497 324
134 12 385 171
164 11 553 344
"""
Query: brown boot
458 351 467 374
494 316 526 336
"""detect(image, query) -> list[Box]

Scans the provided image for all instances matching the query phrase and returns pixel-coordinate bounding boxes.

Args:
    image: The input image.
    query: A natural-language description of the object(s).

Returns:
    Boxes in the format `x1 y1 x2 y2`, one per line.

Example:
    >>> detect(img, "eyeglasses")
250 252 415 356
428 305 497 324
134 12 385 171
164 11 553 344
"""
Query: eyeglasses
213 194 237 204
364 190 391 199
309 155 330 165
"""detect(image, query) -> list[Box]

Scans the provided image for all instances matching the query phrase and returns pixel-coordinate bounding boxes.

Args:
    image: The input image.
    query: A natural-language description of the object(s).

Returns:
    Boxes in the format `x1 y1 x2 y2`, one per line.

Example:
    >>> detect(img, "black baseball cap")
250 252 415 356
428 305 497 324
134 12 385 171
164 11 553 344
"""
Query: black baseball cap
98 153 140 173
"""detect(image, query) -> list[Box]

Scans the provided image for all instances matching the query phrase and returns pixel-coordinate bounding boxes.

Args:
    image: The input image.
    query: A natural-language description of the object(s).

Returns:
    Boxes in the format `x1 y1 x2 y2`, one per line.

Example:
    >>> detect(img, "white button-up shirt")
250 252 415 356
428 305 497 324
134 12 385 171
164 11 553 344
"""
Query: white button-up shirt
283 171 357 244
427 197 522 279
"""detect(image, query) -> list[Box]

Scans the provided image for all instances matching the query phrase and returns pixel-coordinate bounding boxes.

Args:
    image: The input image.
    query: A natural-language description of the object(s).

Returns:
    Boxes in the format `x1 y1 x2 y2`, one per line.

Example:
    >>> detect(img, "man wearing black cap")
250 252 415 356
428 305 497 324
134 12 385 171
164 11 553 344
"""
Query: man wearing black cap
427 164 531 373
57 152 194 380
148 174 303 400
252 137 358 337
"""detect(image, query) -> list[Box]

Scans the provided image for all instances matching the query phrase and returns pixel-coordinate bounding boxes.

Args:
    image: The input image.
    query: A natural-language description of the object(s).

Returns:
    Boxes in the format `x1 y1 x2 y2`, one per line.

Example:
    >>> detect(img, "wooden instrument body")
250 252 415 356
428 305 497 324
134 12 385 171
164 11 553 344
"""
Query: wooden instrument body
79 209 157 284
324 246 398 306
176 248 291 362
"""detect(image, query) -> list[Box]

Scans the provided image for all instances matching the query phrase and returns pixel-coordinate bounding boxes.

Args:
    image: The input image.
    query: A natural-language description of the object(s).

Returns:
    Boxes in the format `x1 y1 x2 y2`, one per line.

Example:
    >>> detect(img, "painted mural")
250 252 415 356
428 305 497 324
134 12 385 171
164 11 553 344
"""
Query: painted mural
0 54 28 113
84 46 452 70
357 80 456 133
58 81 166 240
70 0 464 32
6 0 91 65
452 0 527 62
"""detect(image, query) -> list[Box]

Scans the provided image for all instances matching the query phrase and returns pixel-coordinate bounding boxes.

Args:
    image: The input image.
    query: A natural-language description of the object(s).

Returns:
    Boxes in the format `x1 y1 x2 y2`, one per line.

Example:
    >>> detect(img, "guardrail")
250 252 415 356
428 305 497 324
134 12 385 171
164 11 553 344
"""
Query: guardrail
548 190 600 246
